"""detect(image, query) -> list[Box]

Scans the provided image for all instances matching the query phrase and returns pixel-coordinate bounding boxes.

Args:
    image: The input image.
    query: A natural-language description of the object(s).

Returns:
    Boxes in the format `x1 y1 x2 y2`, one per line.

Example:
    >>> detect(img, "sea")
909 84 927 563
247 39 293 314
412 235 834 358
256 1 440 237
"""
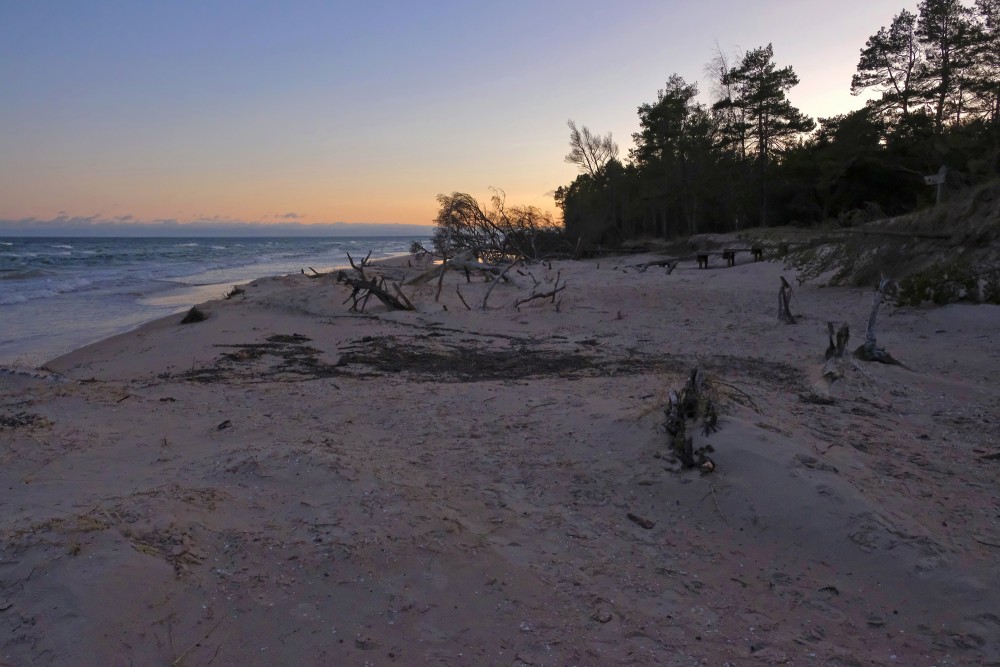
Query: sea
0 236 427 368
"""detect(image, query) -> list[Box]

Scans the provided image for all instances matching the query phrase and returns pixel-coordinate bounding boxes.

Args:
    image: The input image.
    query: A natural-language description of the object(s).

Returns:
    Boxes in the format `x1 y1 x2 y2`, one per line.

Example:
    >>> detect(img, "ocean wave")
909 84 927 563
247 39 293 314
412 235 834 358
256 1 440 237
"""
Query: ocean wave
0 294 29 305
1 269 56 280
0 235 429 302
0 276 95 305
50 244 73 249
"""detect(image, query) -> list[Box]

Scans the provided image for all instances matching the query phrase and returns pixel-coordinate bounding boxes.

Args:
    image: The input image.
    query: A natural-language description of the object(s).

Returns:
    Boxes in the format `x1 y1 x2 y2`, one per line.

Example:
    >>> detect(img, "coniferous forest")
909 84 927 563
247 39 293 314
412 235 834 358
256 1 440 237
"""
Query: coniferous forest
555 0 1000 246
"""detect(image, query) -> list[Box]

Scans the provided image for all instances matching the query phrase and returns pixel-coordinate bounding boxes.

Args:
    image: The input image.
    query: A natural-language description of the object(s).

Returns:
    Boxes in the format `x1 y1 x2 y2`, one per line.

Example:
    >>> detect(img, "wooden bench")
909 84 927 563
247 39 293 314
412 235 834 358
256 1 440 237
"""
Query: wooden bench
697 253 709 269
752 246 763 262
722 249 736 267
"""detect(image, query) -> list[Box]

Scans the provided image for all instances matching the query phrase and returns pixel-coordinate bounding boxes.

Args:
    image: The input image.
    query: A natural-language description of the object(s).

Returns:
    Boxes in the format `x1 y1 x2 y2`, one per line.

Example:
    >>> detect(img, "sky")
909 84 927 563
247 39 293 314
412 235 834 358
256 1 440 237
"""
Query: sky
0 0 912 235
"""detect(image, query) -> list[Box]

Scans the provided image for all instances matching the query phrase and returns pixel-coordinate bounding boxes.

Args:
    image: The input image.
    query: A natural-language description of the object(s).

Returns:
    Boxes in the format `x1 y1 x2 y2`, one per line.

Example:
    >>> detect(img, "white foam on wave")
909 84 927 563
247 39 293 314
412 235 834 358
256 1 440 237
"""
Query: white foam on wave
0 276 95 305
0 293 29 305
1 236 431 364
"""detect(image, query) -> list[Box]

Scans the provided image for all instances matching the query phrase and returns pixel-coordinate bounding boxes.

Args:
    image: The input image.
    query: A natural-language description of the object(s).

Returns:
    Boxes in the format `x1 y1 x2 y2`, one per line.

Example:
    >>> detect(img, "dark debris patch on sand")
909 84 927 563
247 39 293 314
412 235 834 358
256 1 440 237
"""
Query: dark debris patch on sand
0 412 46 430
335 334 650 381
164 329 809 391
175 334 340 383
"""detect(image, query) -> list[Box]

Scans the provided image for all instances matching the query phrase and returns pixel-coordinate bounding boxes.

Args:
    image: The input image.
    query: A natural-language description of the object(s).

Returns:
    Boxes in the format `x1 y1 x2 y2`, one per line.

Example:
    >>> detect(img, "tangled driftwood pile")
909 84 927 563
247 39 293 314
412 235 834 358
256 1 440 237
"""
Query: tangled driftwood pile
664 368 718 473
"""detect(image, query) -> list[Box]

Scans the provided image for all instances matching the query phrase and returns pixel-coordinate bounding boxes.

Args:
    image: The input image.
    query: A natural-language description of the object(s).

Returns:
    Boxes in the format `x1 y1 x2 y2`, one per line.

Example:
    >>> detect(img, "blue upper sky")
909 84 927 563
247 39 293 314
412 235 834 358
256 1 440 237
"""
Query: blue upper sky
1 0 908 233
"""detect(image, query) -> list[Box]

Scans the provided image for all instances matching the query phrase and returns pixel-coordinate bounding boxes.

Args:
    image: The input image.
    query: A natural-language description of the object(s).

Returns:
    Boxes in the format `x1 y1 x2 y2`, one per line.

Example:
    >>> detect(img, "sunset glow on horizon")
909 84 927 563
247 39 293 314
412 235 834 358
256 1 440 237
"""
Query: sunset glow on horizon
2 1 907 233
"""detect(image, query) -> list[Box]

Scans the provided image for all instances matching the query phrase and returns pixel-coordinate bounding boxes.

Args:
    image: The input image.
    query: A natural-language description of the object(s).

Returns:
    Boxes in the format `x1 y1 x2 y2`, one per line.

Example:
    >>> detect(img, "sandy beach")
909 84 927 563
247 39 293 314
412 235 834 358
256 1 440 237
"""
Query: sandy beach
2 248 999 666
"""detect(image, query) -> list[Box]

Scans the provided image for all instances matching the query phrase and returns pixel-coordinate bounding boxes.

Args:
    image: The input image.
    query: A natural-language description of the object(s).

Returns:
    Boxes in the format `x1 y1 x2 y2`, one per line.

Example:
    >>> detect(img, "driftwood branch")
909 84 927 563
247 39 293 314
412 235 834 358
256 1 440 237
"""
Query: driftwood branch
435 246 449 303
703 484 729 524
512 271 566 309
855 276 901 365
455 284 471 310
482 257 523 309
406 251 516 293
450 259 514 280
778 276 797 324
825 322 850 359
393 283 415 310
337 251 414 312
409 241 443 259
407 263 445 286
711 379 762 414
406 250 474 285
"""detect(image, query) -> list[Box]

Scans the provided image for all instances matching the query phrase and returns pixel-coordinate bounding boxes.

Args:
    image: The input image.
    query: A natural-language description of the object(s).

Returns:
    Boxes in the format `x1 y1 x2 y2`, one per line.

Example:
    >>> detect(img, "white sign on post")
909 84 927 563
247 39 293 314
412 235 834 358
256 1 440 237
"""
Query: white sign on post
925 166 947 205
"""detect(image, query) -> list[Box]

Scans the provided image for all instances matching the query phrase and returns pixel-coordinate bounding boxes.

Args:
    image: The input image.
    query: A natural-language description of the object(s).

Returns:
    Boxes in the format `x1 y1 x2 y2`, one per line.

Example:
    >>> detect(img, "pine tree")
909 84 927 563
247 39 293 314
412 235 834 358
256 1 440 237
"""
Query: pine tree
972 0 1000 121
852 10 923 121
917 0 978 130
713 44 814 224
716 45 815 162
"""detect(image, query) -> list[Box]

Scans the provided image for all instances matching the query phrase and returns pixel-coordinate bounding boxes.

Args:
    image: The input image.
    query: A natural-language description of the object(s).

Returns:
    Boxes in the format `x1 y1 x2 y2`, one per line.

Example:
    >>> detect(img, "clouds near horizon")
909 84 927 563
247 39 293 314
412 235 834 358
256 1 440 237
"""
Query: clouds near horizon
0 215 433 237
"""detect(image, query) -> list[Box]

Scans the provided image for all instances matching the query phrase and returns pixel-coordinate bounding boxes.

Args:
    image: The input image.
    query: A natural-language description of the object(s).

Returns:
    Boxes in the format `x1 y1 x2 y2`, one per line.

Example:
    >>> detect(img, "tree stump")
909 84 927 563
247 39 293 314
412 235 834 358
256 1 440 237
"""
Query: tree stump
825 322 850 359
778 276 796 324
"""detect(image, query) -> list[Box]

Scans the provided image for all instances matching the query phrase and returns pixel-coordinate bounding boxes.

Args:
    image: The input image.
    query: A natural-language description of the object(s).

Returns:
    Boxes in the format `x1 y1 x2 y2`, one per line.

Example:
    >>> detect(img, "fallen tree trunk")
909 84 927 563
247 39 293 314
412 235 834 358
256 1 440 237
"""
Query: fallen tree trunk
512 271 566 309
406 250 475 285
635 257 687 274
405 251 517 288
449 259 514 280
338 251 415 312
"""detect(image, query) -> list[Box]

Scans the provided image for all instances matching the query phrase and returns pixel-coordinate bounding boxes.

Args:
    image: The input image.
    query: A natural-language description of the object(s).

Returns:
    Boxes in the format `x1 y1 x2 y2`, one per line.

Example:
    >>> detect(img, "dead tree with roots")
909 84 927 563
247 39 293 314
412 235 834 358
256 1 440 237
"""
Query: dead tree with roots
337 251 414 312
855 276 901 365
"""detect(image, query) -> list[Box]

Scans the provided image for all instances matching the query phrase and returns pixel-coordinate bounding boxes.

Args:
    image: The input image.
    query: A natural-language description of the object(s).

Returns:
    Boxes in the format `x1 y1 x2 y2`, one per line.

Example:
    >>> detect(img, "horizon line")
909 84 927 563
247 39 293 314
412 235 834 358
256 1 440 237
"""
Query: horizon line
0 216 436 238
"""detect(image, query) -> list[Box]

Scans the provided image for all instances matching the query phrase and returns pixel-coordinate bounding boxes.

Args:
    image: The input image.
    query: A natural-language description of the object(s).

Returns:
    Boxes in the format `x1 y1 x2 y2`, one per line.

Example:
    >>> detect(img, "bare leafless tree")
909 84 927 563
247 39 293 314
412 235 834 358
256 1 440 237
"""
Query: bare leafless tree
432 189 560 262
704 43 749 161
564 120 619 176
